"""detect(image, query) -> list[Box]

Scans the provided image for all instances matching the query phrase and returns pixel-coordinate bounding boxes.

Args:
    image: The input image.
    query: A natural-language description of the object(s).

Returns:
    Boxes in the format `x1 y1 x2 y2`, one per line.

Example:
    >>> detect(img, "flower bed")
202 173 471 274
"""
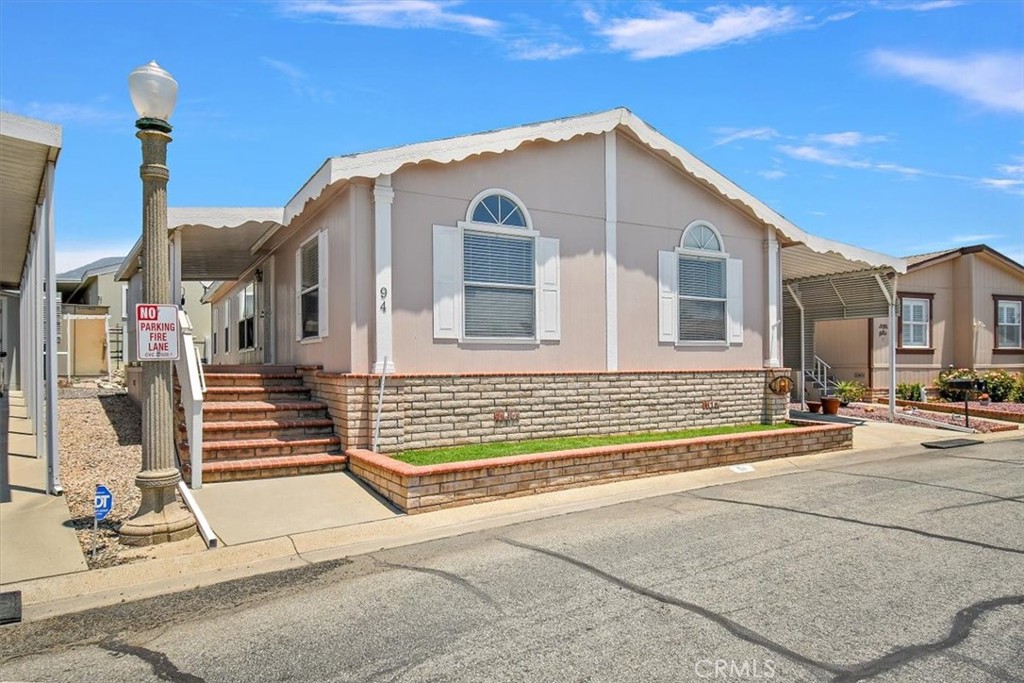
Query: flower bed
347 421 853 514
878 398 1024 424
848 402 1020 433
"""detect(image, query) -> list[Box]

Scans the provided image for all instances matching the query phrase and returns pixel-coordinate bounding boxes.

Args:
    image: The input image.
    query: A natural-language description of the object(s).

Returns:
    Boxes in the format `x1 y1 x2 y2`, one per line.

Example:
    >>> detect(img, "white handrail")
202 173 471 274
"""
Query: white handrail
175 309 205 489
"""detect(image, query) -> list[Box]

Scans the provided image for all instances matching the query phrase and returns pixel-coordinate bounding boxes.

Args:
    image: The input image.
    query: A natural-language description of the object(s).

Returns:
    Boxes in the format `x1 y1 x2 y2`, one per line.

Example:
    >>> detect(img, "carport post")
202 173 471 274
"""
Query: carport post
786 284 805 408
874 273 897 422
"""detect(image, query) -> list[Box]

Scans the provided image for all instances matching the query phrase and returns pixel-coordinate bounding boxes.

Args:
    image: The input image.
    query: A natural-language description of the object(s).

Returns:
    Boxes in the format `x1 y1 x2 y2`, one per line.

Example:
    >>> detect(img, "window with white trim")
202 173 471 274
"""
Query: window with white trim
295 230 328 341
996 299 1022 348
432 190 560 342
222 299 230 353
237 281 255 350
901 297 930 348
212 306 219 355
659 221 743 345
121 284 128 319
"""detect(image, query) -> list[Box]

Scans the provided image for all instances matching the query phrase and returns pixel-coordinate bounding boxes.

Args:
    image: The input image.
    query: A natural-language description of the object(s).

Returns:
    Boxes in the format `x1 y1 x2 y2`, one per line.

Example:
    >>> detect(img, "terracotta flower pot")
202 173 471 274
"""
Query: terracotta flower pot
821 397 841 415
806 401 821 413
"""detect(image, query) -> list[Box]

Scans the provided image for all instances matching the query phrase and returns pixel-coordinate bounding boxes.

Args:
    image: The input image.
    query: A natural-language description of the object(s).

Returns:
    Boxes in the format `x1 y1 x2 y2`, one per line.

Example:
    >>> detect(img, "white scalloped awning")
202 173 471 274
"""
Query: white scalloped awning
116 207 283 281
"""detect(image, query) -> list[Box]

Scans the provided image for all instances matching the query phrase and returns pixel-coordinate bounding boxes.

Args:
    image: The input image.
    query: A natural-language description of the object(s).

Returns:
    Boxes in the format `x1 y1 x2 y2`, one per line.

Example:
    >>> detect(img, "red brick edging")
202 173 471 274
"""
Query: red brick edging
347 421 853 514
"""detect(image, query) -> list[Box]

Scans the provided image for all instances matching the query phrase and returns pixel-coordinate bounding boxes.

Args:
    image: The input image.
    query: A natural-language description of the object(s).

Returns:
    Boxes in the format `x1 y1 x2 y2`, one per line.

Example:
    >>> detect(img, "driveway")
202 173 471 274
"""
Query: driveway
2 438 1022 682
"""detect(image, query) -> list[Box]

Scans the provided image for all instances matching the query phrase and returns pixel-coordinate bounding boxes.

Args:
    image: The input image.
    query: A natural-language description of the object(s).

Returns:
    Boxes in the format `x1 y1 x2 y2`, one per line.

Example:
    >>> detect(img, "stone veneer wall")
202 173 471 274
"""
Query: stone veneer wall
347 421 853 513
296 368 790 453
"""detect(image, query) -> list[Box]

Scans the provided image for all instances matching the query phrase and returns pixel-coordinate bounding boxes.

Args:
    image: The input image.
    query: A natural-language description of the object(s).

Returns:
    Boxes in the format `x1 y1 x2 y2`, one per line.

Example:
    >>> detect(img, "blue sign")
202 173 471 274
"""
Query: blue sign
94 485 113 521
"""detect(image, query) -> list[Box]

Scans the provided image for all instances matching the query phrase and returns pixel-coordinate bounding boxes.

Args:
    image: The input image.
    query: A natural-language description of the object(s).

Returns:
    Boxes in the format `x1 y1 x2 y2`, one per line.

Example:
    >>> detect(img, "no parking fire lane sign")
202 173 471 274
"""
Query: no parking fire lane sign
136 304 179 361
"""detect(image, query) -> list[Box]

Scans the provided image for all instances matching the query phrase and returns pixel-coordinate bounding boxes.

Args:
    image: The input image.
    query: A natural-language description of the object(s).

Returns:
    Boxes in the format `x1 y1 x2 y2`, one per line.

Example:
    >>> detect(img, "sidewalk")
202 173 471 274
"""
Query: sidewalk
3 420 1019 622
0 393 88 585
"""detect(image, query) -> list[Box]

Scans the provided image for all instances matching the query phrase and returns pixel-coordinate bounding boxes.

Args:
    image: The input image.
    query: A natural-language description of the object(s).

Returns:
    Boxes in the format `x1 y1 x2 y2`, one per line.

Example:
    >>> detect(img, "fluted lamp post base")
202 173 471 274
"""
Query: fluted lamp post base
119 468 195 546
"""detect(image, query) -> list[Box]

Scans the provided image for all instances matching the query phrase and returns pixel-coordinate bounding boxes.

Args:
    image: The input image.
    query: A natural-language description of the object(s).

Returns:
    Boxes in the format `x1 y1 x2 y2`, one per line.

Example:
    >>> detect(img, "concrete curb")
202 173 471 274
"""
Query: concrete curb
3 429 1019 622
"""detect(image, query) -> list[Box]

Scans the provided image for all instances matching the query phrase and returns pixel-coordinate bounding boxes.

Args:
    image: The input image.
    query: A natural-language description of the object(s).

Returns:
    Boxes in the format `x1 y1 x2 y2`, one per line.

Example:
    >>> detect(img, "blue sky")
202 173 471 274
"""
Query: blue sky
2 0 1022 271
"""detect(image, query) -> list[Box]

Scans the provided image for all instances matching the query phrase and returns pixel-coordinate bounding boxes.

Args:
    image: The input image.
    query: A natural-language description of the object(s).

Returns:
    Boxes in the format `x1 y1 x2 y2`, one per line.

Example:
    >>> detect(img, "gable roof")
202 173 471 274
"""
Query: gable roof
904 244 1024 275
57 256 123 282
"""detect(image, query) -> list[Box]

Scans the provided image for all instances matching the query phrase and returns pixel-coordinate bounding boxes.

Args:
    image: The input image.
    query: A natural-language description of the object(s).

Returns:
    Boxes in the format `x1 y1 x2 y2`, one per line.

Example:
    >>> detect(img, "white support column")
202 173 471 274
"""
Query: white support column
170 228 182 307
32 218 45 461
875 273 897 422
43 160 61 494
786 284 805 408
765 229 781 367
604 131 618 371
372 174 395 374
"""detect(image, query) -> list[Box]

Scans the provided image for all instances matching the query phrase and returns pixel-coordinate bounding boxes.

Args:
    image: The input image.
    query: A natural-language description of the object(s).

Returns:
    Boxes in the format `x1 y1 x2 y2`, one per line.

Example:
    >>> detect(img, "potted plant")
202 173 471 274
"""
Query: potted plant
978 392 991 406
821 396 841 415
834 380 867 407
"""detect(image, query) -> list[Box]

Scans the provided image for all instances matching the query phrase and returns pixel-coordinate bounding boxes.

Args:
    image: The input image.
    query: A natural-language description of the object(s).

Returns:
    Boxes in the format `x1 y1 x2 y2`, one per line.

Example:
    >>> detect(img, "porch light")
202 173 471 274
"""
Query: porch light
128 61 178 132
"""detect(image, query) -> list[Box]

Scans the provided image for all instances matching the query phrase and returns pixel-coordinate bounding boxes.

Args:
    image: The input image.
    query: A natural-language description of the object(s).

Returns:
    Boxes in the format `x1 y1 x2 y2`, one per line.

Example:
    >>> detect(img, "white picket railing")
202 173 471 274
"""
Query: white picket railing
174 309 205 489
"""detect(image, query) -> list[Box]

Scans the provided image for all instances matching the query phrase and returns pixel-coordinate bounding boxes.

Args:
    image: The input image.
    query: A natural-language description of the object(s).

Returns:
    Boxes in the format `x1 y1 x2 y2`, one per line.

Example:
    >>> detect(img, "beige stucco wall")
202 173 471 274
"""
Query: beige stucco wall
813 318 869 383
616 135 767 371
389 134 607 374
972 253 1024 371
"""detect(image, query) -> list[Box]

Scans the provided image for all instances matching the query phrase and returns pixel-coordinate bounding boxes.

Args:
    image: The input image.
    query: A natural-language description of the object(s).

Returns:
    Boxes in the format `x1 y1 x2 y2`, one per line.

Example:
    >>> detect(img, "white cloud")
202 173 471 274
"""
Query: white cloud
778 145 871 168
0 98 126 127
875 0 965 11
712 126 779 147
979 178 1024 193
588 5 805 59
508 40 583 61
758 169 787 180
261 57 334 103
807 131 888 147
281 0 498 34
871 50 1024 113
950 233 1002 243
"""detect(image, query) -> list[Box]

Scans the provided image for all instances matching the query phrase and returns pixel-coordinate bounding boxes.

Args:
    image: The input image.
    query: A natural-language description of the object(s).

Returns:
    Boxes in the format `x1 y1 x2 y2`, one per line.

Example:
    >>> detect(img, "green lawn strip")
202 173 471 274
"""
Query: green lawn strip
395 423 793 466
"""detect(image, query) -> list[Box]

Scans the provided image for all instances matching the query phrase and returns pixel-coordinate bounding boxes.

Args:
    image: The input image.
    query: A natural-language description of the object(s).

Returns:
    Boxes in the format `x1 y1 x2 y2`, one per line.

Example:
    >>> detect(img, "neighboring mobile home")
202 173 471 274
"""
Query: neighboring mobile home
119 109 905 461
815 244 1024 390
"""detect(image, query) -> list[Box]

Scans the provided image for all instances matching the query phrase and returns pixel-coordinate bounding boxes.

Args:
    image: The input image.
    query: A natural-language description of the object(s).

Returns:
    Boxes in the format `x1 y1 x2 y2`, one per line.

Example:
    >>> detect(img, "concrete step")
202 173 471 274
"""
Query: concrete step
202 386 311 402
181 435 342 461
184 452 348 483
198 400 330 422
200 364 297 375
185 417 337 442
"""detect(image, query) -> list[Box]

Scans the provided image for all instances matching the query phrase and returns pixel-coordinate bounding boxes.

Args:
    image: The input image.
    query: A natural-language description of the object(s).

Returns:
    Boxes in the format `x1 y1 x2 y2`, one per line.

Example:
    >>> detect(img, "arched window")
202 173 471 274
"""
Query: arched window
658 221 741 345
432 189 560 342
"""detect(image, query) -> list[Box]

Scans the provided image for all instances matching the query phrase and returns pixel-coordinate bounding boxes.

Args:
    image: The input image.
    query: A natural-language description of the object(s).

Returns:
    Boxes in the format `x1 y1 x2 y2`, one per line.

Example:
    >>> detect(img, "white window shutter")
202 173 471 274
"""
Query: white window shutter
727 257 743 344
537 236 560 341
294 248 302 341
433 225 460 339
318 230 329 337
658 250 678 343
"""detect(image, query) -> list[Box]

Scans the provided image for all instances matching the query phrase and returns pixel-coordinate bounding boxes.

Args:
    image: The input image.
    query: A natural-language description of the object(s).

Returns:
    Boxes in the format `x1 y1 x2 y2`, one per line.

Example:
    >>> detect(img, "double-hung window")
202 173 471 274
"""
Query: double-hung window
433 190 560 342
900 295 931 349
295 230 328 341
659 222 743 345
995 297 1022 349
237 281 255 350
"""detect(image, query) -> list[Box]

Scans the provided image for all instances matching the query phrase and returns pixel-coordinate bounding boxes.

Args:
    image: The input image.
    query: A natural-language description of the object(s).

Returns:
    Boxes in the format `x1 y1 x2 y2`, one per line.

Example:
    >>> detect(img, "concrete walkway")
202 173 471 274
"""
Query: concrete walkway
791 410 949 450
191 471 399 546
1 394 88 585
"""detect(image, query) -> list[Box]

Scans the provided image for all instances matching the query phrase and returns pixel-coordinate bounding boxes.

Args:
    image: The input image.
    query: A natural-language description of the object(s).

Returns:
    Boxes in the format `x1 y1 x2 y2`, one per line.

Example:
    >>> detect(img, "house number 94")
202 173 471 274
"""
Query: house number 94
380 287 388 312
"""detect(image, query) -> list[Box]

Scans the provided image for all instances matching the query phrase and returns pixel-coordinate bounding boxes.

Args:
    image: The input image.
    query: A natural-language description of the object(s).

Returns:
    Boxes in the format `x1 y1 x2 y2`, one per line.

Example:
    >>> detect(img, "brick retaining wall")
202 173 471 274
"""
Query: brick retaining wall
347 421 852 513
296 368 790 453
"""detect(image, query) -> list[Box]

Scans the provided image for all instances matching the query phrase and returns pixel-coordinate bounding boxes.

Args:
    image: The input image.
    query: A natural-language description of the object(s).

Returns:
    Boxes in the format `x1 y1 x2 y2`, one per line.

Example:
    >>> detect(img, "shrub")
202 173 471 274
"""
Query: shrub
1009 374 1024 403
834 380 867 404
981 369 1017 403
935 368 978 401
896 383 923 401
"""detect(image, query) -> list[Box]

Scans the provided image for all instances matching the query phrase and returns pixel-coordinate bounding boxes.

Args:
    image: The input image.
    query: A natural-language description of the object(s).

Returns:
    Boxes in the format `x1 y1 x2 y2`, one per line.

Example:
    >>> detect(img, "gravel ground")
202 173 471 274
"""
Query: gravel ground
926 400 1024 416
837 402 1019 433
58 385 187 568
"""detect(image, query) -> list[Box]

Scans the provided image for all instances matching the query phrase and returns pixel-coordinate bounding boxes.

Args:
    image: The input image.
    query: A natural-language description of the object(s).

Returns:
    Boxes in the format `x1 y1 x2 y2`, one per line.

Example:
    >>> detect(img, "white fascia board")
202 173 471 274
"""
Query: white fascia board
201 280 231 304
0 111 62 150
168 207 284 229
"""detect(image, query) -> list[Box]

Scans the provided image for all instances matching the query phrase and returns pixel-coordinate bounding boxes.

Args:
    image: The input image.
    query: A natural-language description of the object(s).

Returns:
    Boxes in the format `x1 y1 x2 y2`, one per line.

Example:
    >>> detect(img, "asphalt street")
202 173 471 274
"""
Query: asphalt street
2 438 1022 682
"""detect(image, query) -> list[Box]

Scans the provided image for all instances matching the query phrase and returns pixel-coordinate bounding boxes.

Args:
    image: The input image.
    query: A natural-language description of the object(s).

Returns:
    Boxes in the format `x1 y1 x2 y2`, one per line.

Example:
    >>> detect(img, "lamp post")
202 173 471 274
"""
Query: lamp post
120 61 195 545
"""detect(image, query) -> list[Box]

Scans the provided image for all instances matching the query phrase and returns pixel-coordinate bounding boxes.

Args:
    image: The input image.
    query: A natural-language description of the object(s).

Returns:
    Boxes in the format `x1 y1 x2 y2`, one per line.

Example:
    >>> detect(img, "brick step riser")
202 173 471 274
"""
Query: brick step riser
202 390 312 402
201 408 329 423
187 441 342 462
188 461 348 483
199 365 297 374
202 377 305 388
201 426 336 442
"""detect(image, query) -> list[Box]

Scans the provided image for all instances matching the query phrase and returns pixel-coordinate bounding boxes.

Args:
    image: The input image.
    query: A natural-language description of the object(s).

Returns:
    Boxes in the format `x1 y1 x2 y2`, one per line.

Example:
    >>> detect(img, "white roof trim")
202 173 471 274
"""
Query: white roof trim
168 206 284 228
0 111 62 149
283 107 904 274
